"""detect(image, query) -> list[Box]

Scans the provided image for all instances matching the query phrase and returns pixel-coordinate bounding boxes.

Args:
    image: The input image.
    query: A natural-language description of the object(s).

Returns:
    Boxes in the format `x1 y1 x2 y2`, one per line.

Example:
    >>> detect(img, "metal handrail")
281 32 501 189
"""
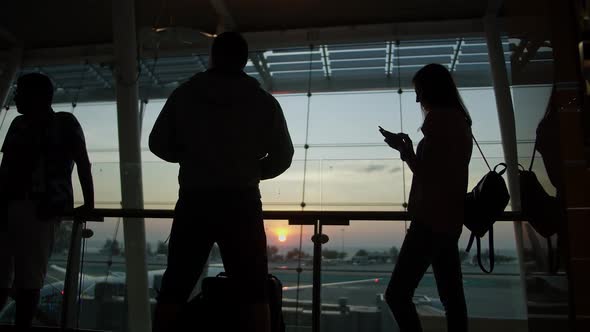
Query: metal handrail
79 208 525 222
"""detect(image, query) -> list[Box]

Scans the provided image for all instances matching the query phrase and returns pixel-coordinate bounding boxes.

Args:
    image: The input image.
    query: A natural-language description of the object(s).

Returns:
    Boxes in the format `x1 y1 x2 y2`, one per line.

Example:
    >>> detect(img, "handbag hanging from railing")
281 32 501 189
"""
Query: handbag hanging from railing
464 135 511 273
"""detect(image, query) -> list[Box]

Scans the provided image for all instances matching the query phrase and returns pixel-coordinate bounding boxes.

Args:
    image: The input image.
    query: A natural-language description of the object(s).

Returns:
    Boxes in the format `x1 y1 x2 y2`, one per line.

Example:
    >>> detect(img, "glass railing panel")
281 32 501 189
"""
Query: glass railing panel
320 220 406 326
320 220 526 332
520 221 568 320
72 217 128 331
414 270 526 322
0 220 75 328
266 219 315 330
53 216 316 331
15 213 526 331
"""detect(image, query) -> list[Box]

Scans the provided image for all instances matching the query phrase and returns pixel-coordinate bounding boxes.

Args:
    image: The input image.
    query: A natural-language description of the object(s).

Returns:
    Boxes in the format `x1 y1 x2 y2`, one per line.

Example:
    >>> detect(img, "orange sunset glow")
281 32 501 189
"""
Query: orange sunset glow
276 228 288 242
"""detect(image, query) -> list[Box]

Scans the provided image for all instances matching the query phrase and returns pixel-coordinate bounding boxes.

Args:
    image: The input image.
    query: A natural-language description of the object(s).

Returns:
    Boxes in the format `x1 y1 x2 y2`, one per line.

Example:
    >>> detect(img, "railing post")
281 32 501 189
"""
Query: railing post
311 220 321 332
311 220 329 332
60 219 84 329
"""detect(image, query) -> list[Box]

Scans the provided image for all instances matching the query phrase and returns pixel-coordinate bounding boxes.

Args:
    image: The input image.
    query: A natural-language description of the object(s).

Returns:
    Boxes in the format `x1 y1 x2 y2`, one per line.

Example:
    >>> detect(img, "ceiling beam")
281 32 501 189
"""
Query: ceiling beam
249 52 274 91
4 16 548 68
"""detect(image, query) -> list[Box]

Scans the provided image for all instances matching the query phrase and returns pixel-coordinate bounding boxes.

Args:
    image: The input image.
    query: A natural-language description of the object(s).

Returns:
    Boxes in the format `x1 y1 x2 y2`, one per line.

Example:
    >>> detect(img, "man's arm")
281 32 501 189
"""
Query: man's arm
69 116 94 209
260 98 294 180
149 90 181 163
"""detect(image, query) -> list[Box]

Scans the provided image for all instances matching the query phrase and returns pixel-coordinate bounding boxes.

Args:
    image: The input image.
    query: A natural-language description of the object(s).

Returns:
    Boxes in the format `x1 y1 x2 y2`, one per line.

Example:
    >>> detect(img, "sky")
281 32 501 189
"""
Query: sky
0 85 553 254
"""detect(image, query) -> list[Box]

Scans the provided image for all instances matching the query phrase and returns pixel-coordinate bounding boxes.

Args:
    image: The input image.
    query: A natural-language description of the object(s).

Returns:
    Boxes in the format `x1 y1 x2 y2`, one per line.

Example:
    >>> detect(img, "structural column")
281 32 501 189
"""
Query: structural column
484 14 529 319
0 47 22 107
112 1 151 331
549 1 590 331
484 16 521 210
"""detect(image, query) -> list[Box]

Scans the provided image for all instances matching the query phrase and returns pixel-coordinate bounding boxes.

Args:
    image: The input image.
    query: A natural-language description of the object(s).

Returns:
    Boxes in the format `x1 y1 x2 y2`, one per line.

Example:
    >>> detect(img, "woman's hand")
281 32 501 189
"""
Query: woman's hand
397 133 415 161
383 133 404 151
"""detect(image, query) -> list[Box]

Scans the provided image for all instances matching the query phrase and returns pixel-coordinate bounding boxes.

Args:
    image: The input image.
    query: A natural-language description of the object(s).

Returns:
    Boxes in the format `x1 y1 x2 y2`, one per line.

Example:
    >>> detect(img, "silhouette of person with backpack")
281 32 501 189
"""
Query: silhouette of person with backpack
380 64 472 332
149 32 294 332
0 73 94 329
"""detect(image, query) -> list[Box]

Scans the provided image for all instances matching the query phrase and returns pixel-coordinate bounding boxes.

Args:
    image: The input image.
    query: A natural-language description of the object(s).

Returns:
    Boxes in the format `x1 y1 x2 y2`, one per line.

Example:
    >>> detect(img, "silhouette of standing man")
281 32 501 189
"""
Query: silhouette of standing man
0 73 94 329
150 32 293 332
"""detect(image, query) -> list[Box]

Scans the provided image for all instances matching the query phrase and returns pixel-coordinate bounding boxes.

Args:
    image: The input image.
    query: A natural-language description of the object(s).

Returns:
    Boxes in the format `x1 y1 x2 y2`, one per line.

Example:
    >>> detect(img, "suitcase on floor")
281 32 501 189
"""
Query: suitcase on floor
182 273 286 332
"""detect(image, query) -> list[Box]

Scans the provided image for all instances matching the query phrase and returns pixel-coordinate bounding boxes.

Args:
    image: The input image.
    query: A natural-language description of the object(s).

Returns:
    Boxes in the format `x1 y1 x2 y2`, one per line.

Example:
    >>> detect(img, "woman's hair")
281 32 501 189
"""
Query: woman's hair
412 63 472 126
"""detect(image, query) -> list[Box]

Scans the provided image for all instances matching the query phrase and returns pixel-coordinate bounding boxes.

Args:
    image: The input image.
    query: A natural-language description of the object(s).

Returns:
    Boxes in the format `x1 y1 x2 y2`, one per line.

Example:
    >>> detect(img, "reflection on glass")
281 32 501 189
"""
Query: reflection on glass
513 85 570 324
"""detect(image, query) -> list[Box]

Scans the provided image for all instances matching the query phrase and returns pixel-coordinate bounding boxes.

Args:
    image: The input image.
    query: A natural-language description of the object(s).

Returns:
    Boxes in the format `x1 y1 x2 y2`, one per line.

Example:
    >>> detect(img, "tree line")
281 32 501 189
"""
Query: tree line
58 234 517 267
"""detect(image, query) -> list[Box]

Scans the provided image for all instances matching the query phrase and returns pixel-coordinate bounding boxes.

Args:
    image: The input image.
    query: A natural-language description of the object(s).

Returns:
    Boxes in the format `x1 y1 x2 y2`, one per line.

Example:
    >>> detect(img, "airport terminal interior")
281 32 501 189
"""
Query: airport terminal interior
0 0 589 331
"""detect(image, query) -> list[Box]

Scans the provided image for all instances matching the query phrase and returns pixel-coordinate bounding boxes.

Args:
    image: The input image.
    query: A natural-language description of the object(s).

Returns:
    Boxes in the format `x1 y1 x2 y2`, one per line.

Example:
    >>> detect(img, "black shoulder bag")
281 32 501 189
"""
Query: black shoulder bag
464 136 511 273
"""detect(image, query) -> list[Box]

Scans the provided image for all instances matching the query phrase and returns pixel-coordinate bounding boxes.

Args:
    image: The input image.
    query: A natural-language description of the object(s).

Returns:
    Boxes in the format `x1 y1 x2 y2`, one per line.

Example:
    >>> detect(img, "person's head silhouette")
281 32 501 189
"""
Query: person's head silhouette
210 32 248 72
14 73 54 117
412 63 471 125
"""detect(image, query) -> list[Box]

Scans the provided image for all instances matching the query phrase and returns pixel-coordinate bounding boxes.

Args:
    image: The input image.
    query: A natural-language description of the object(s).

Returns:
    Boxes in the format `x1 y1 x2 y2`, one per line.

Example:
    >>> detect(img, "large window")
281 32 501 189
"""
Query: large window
0 36 559 331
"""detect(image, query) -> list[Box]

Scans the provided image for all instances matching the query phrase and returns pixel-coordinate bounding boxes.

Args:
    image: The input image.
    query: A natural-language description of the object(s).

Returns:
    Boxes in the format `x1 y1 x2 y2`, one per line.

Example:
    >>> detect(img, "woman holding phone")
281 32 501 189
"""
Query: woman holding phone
380 63 473 332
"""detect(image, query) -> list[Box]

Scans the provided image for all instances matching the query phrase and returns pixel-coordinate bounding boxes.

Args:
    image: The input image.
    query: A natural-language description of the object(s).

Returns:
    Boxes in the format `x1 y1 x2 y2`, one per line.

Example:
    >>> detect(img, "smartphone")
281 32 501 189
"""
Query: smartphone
379 126 403 146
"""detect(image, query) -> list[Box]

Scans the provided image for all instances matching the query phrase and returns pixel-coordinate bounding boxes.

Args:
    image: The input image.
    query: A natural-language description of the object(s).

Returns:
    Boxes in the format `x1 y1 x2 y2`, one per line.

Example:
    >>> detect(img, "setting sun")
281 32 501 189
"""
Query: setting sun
276 228 288 242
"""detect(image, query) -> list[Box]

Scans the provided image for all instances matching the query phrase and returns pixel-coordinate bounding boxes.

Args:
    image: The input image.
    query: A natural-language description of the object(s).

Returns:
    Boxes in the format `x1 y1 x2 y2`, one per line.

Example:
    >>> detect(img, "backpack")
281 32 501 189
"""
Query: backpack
519 144 561 273
464 137 511 274
183 272 286 332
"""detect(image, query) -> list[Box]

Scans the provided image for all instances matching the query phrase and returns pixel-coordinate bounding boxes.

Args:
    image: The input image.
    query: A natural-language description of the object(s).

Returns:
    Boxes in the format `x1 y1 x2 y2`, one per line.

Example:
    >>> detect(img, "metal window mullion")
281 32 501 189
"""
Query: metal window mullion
450 38 464 72
320 45 331 79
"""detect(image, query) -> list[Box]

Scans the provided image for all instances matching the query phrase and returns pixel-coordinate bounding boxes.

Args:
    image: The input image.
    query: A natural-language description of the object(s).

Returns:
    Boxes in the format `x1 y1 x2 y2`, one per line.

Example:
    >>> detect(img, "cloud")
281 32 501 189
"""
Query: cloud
389 166 401 173
359 164 387 173
356 164 401 174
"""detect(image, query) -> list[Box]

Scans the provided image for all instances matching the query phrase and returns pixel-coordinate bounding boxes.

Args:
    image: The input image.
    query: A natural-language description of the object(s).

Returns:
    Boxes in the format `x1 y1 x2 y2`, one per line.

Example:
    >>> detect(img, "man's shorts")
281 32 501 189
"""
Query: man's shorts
0 200 58 289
